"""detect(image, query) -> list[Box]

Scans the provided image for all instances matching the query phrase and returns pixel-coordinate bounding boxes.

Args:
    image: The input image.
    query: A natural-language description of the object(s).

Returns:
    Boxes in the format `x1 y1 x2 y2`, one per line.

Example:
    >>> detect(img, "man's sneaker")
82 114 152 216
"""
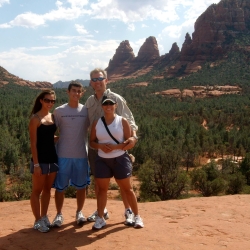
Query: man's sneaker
87 210 109 222
51 213 64 227
92 215 106 230
76 211 87 225
33 219 50 233
41 215 51 228
134 215 144 228
124 209 134 226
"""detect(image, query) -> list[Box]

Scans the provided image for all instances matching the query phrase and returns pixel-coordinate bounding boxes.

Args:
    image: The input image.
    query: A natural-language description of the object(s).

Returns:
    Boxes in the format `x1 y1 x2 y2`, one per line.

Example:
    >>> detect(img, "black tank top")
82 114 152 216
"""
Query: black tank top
36 123 58 163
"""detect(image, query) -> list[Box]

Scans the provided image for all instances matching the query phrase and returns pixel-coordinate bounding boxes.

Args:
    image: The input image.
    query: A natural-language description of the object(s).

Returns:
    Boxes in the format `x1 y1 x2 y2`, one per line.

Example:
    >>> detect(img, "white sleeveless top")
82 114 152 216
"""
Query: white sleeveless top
96 115 125 158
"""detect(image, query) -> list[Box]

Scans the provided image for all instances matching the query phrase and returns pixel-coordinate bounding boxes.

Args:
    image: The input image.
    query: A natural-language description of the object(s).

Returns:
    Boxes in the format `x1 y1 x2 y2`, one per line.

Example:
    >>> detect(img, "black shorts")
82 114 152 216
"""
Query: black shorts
30 161 59 175
94 152 132 180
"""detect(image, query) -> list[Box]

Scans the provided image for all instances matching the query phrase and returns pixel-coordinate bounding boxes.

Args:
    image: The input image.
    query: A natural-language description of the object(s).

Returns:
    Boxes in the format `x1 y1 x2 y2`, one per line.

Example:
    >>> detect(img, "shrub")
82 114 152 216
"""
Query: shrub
138 157 190 201
109 182 119 190
191 162 226 196
226 172 246 194
0 168 7 201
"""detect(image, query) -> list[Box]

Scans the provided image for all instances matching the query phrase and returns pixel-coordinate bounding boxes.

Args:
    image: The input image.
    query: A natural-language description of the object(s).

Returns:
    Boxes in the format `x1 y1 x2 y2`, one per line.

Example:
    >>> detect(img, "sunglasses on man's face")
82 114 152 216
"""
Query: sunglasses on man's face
102 102 115 106
91 77 106 82
43 98 56 104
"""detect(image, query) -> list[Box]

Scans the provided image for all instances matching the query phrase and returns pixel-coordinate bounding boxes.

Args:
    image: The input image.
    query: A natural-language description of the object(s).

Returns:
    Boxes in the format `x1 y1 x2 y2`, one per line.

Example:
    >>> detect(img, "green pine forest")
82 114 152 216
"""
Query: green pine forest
1 33 250 202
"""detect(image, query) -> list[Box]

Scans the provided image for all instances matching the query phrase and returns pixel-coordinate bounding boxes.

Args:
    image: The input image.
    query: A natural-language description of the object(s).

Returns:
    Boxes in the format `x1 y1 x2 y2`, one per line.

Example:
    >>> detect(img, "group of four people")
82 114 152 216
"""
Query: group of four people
29 68 144 233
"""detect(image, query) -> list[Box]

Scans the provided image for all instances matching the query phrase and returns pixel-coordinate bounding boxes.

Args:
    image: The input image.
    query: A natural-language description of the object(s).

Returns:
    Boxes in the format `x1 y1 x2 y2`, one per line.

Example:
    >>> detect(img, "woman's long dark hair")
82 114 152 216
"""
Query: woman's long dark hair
30 89 56 117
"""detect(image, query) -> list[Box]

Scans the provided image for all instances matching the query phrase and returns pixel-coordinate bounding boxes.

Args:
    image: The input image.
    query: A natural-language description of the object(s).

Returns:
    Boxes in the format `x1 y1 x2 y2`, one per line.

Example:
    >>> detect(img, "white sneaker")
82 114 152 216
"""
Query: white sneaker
33 219 50 233
124 209 134 226
76 211 86 225
41 215 51 228
134 215 144 228
92 215 106 230
87 209 109 222
51 213 64 227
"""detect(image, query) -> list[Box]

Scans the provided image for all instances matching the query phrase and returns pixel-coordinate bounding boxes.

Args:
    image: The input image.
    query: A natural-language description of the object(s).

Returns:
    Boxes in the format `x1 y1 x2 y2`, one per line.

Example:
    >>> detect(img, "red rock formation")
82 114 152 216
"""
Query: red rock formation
106 36 160 80
0 66 52 89
155 85 241 99
181 0 250 62
107 0 250 80
136 36 160 61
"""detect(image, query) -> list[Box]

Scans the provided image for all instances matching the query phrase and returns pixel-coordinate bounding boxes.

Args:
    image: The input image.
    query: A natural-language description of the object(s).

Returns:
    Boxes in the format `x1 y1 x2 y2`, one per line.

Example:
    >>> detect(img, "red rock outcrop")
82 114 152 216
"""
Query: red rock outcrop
2 195 250 250
106 36 160 80
181 0 250 63
0 66 52 89
155 85 242 98
106 0 250 81
136 36 160 61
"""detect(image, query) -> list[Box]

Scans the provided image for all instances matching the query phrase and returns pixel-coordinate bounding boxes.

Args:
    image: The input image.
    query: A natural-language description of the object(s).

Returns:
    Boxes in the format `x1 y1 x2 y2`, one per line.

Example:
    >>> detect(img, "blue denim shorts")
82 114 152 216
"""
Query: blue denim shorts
53 158 90 192
30 161 58 175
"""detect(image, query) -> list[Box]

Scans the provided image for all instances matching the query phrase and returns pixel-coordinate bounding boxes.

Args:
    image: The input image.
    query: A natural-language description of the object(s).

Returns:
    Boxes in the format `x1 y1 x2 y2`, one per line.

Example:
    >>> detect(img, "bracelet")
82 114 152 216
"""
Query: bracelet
34 163 40 167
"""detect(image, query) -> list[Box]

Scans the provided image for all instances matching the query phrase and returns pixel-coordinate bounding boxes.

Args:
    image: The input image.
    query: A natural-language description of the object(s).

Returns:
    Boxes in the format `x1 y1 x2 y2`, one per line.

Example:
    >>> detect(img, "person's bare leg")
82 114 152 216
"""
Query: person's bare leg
76 188 86 212
116 177 138 215
30 174 46 221
120 188 130 210
55 190 65 214
95 178 110 218
41 172 57 217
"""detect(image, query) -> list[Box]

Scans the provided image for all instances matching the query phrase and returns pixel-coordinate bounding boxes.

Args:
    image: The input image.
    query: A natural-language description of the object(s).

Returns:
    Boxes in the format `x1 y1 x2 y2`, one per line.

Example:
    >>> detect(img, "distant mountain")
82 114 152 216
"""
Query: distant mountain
53 79 90 88
0 66 52 89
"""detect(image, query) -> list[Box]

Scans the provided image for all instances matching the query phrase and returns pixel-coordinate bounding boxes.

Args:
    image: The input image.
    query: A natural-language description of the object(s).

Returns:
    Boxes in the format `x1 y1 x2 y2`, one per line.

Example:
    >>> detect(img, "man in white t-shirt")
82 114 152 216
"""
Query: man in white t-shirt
52 81 90 227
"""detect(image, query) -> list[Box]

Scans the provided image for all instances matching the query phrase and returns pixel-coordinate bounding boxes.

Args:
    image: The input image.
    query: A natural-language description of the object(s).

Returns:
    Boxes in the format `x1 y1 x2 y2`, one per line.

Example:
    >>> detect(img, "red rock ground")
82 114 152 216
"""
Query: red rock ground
1 195 250 250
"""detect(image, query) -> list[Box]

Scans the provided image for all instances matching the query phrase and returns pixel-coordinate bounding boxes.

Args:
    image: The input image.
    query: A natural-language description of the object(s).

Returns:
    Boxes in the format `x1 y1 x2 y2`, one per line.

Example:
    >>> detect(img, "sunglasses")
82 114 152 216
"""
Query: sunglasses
102 102 115 106
43 98 56 104
91 77 106 82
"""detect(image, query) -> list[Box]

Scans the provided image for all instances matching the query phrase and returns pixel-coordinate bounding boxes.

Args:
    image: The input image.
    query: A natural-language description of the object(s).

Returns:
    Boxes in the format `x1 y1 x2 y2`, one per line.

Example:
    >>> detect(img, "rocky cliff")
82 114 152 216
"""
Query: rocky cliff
106 36 165 80
0 66 52 89
106 0 250 80
181 0 250 62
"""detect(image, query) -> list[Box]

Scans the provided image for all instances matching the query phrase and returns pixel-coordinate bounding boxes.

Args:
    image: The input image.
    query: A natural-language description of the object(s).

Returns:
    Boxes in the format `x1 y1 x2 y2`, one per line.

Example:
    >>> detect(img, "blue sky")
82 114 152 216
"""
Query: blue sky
0 0 220 83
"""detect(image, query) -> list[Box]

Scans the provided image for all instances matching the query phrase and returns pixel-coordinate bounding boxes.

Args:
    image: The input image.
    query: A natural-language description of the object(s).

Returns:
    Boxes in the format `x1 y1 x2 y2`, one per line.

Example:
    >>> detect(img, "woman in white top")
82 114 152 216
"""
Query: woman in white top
89 97 144 230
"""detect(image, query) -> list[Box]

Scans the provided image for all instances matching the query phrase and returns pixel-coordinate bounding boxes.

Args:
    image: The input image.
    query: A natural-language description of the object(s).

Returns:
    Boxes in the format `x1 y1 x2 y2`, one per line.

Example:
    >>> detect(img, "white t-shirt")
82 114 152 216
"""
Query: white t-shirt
53 103 89 158
96 115 125 158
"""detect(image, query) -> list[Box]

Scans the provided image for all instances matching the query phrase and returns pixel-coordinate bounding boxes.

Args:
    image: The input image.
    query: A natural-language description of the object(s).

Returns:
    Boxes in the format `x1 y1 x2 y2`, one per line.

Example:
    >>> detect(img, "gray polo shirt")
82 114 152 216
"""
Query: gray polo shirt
85 89 138 131
53 103 89 158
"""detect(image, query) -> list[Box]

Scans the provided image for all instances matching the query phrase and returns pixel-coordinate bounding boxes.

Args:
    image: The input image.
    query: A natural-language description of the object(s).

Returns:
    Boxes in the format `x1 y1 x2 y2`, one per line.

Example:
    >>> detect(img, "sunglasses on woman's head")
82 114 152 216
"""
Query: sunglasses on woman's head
43 98 56 104
102 102 115 106
91 77 106 82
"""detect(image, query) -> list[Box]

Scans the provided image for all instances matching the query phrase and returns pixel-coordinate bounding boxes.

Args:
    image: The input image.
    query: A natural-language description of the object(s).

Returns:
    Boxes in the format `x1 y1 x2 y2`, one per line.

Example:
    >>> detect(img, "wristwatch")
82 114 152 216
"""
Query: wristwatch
133 135 139 140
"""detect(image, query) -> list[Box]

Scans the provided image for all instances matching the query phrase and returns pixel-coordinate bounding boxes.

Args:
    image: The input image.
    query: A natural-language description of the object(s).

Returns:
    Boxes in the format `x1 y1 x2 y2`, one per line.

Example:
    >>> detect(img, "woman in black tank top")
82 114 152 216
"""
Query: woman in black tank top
29 89 58 233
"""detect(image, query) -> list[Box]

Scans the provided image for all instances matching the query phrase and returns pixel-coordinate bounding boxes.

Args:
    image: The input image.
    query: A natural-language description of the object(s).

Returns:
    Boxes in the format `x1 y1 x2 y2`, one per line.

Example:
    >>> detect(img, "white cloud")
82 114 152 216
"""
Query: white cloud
0 0 9 7
0 0 221 30
56 1 63 8
9 12 45 28
0 23 11 28
0 38 119 82
0 1 90 29
67 0 89 8
29 46 59 51
142 24 148 28
127 23 135 31
75 24 89 35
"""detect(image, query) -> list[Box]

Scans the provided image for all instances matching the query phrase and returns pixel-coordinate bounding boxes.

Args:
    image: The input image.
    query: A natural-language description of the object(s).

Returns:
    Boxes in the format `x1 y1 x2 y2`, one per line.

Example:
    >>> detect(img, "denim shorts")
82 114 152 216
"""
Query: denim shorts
53 158 90 192
95 152 132 180
30 161 58 175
